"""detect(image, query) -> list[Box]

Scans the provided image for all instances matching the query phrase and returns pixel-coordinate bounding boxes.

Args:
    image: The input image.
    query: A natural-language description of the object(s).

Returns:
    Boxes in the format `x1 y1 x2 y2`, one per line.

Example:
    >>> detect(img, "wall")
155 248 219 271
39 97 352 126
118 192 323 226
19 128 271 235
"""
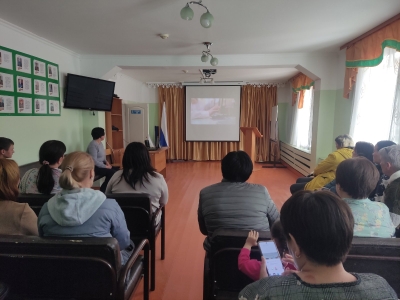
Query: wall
0 19 83 165
78 49 346 165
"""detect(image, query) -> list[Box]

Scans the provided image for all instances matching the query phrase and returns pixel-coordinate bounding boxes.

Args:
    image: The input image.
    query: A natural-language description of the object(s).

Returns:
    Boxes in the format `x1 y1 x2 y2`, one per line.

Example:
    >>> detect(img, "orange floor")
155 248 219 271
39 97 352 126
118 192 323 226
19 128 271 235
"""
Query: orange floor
132 161 298 300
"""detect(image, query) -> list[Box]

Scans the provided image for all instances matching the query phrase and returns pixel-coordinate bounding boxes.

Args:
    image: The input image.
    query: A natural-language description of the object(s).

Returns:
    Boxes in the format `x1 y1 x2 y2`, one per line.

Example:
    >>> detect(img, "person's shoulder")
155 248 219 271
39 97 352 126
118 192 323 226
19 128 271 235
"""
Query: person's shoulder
356 273 394 289
240 275 297 298
200 182 225 194
23 168 39 178
100 198 122 211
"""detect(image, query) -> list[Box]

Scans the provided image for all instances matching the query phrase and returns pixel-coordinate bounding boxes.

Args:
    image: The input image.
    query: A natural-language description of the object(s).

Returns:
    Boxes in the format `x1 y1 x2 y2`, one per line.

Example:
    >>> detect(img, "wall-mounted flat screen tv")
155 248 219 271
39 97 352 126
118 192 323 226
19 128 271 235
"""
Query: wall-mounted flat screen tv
64 74 115 111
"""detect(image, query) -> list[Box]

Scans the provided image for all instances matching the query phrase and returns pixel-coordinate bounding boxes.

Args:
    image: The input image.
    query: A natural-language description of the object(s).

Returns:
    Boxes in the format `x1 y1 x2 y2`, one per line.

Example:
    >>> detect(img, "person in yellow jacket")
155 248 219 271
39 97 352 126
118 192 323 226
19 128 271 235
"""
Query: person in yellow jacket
290 135 354 194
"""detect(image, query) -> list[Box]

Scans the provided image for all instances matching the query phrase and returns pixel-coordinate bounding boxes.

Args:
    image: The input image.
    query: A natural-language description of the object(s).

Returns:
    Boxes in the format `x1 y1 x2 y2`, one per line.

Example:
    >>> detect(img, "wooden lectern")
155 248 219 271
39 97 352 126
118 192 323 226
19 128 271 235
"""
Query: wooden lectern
240 127 263 165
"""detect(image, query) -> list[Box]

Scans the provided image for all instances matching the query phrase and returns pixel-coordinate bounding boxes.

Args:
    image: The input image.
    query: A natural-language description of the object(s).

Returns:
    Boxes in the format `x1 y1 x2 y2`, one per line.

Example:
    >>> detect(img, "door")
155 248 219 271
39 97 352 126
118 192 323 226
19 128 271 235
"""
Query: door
125 103 149 145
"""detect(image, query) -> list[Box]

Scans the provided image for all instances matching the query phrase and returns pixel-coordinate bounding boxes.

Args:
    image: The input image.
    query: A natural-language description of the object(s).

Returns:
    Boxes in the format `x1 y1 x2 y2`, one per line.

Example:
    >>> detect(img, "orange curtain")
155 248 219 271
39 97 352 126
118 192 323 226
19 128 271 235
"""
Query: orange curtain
343 18 400 98
291 73 314 109
158 85 277 162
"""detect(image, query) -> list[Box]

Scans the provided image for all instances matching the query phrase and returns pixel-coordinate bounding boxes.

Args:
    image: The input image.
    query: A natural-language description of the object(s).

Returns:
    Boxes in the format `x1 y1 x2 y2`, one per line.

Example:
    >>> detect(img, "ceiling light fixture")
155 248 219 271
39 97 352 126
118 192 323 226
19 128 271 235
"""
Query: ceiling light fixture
201 42 218 66
180 0 214 28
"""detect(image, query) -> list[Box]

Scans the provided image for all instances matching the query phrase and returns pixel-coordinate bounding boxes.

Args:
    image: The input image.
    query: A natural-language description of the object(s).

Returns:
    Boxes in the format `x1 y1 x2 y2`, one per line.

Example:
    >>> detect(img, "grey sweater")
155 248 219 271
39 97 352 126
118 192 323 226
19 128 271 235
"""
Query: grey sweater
87 140 107 168
239 273 397 300
198 180 279 250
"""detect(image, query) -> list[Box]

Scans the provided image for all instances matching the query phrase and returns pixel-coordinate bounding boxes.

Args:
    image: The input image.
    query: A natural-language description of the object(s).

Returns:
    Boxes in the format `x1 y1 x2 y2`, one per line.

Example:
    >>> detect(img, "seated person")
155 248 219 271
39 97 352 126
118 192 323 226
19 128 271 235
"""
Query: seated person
0 137 14 159
373 140 397 202
86 127 118 192
238 222 296 282
38 151 134 264
239 190 397 300
0 159 38 235
19 140 66 194
323 141 374 196
105 142 168 222
336 157 394 238
379 145 400 214
290 134 353 194
198 151 279 251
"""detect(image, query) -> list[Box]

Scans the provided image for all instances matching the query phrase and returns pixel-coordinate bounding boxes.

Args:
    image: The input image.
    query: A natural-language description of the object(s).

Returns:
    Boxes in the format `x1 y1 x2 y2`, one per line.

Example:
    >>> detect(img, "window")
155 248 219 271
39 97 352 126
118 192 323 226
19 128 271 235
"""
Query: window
350 48 400 145
289 87 314 151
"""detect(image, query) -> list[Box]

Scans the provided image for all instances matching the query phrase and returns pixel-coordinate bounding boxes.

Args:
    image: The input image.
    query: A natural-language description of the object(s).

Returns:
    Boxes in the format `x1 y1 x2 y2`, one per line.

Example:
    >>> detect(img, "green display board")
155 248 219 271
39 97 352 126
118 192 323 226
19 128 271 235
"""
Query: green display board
0 45 61 116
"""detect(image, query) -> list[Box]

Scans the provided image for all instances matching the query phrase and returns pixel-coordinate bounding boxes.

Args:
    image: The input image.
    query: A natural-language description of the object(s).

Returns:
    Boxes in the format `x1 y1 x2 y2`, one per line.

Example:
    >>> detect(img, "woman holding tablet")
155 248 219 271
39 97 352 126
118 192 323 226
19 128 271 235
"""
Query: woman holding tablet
239 191 397 300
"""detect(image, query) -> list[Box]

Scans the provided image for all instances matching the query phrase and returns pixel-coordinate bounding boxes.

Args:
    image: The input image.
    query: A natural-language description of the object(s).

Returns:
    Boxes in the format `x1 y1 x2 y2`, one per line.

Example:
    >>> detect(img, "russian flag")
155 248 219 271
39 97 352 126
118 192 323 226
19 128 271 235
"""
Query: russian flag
159 102 169 147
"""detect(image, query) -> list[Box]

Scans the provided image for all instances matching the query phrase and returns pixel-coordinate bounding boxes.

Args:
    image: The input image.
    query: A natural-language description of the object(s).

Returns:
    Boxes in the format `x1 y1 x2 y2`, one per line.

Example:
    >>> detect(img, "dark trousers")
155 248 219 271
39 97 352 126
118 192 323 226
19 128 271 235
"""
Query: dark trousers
290 177 313 195
95 166 119 193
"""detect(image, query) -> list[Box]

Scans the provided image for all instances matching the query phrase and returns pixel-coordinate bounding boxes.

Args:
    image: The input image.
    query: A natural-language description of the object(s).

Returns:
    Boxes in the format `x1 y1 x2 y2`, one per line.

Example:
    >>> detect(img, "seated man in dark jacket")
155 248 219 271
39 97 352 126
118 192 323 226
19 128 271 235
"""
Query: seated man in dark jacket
198 151 279 251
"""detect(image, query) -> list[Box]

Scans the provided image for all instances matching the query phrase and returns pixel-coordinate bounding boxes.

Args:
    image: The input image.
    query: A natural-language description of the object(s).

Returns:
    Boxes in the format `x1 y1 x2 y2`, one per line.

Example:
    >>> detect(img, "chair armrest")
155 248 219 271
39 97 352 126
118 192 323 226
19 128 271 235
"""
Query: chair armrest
152 206 163 228
118 239 149 297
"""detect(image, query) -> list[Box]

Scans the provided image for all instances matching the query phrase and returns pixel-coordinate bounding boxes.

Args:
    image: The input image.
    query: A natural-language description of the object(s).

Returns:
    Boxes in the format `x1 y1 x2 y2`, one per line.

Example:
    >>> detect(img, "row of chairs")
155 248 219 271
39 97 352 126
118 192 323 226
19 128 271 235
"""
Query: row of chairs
203 229 400 300
2 192 166 299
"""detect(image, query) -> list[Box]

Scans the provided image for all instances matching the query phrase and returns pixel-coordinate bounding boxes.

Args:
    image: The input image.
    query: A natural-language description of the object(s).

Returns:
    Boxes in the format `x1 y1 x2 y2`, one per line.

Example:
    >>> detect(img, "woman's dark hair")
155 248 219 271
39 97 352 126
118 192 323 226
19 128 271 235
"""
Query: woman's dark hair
221 151 253 182
37 140 66 195
119 142 157 189
376 140 396 151
271 220 287 256
336 157 379 199
354 141 374 162
280 191 354 266
91 127 105 140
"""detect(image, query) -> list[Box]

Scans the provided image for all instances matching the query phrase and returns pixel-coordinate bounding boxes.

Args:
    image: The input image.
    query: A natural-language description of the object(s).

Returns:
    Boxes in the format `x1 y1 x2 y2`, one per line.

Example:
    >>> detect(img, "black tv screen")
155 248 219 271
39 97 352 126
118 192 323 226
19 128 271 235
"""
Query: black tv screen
64 74 115 111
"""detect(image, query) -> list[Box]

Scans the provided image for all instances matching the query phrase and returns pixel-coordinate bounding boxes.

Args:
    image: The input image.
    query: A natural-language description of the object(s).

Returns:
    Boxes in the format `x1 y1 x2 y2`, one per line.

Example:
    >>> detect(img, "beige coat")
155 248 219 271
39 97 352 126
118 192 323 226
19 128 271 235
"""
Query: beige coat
0 201 38 236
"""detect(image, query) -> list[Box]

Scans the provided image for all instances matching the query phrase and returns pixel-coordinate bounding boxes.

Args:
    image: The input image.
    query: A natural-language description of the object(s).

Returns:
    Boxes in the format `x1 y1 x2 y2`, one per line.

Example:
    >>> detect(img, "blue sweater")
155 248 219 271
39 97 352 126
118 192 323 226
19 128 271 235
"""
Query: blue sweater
38 188 130 250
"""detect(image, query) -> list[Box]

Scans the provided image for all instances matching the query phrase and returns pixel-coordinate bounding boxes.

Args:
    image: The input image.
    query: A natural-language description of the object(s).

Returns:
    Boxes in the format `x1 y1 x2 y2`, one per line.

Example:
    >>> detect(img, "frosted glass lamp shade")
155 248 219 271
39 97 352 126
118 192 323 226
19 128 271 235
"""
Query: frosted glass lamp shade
200 11 214 28
210 57 218 66
201 54 209 62
180 4 194 20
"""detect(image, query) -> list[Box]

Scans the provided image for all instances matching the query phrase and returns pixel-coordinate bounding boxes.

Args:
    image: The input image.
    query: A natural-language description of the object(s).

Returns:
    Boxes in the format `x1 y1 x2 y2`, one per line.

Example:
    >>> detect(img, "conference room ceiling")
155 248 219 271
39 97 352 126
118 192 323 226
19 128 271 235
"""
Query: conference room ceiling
120 67 299 83
0 0 399 55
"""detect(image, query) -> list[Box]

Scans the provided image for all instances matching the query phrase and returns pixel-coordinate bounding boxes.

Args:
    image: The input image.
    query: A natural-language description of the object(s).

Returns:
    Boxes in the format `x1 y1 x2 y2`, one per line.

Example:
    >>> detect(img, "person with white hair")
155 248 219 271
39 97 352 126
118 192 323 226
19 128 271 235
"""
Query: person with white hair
379 145 400 214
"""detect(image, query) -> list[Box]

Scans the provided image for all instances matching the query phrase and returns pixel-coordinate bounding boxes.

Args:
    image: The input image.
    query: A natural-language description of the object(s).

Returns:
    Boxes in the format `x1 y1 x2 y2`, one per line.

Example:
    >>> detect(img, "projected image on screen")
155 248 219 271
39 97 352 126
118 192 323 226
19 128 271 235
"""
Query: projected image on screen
186 86 241 141
191 98 236 125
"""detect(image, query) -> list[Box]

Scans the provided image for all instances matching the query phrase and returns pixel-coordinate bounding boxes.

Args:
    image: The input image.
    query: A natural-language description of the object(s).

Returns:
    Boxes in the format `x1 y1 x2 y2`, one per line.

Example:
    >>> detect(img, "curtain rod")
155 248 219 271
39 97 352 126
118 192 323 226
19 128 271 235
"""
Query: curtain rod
340 13 400 50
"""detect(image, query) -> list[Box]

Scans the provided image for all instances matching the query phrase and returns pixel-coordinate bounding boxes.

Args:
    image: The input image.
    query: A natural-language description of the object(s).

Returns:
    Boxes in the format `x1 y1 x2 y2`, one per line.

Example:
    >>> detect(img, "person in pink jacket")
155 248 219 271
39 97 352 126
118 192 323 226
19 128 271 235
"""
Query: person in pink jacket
238 223 296 281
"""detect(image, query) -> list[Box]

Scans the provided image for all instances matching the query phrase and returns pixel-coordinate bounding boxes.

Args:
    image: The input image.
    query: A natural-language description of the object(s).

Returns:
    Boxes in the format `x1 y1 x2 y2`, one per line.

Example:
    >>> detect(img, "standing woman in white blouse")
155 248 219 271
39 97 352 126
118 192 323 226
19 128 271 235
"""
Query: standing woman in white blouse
106 142 168 215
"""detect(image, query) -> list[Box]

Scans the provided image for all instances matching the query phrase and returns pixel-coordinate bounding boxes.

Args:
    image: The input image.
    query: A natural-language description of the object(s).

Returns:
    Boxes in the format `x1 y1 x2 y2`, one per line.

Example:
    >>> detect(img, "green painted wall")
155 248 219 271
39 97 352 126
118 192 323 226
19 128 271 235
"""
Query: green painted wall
315 90 336 161
333 89 352 140
81 110 105 149
278 103 288 143
148 103 159 143
0 89 84 165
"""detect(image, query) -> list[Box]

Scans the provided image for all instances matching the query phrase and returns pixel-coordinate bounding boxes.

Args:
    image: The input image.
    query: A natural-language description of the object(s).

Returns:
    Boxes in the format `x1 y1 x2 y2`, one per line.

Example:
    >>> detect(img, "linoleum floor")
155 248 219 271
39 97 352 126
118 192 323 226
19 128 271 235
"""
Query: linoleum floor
131 161 298 300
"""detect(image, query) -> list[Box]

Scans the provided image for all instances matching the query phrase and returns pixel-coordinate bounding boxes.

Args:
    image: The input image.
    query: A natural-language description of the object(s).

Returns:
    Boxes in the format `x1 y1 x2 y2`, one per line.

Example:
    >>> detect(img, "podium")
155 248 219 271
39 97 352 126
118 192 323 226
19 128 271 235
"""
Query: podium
240 127 263 165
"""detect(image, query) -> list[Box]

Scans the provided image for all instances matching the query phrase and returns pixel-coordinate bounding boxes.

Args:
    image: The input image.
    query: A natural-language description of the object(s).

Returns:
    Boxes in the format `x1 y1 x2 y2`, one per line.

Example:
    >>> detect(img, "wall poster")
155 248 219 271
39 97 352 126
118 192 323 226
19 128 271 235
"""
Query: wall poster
0 45 61 116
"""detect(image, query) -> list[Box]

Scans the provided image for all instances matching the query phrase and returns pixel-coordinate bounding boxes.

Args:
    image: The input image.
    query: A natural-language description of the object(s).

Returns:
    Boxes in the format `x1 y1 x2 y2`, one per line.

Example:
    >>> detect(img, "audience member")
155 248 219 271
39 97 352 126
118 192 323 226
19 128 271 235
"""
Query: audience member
0 159 38 235
38 151 134 264
379 145 400 214
238 222 296 282
19 140 66 195
373 140 397 202
336 157 394 238
239 191 397 300
198 151 279 251
86 127 118 192
290 134 353 194
323 141 374 196
106 142 168 223
0 137 14 159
